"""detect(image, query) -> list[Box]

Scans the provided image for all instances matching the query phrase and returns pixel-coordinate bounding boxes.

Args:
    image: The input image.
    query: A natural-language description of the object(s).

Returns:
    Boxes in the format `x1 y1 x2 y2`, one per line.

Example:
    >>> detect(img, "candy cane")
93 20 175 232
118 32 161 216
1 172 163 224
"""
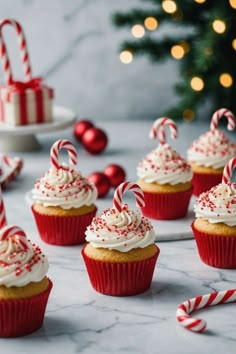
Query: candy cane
0 225 29 250
176 289 236 333
113 181 145 212
210 108 235 133
222 156 236 185
50 139 78 169
149 117 178 145
0 19 32 84
0 186 6 229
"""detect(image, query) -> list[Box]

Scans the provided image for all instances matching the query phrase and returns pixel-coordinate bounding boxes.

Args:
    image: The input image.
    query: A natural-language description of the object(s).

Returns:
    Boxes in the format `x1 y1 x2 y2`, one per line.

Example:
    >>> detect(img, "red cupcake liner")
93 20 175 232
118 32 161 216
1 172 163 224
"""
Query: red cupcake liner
0 278 53 337
32 206 97 246
192 171 222 197
140 187 193 220
81 246 160 296
192 222 236 268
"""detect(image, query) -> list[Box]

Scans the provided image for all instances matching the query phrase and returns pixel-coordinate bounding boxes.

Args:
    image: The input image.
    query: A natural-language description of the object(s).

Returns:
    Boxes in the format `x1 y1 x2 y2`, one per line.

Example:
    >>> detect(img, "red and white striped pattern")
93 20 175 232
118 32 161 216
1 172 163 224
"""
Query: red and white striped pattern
113 181 145 213
176 289 236 333
50 139 78 169
149 117 178 145
222 157 236 185
0 186 6 229
1 155 23 189
210 108 235 133
0 224 29 250
0 19 32 84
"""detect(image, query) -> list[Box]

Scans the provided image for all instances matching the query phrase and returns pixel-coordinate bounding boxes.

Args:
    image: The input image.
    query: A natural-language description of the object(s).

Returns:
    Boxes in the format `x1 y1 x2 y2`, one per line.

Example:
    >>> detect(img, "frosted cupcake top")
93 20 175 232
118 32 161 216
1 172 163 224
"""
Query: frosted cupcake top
85 182 156 252
187 130 236 169
137 143 193 184
32 139 97 209
0 225 49 287
194 157 236 226
137 117 192 185
187 108 236 169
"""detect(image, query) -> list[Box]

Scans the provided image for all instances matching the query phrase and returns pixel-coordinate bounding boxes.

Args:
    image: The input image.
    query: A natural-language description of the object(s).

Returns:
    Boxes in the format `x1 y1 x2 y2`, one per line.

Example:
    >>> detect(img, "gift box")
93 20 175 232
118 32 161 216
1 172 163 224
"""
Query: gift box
0 19 54 126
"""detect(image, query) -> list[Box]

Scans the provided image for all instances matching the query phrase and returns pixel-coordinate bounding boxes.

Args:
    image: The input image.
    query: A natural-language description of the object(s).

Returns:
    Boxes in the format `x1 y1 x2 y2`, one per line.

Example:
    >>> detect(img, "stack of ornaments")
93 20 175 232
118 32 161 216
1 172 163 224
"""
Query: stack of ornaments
74 119 126 198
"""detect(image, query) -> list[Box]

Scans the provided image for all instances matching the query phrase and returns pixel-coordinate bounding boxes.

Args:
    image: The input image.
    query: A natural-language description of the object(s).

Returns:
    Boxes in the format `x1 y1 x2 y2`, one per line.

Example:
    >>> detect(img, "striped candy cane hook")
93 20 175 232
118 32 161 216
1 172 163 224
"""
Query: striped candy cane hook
0 225 29 250
210 108 235 133
0 18 32 84
0 186 7 229
222 157 236 185
50 139 78 169
176 289 236 333
149 117 178 145
113 181 145 213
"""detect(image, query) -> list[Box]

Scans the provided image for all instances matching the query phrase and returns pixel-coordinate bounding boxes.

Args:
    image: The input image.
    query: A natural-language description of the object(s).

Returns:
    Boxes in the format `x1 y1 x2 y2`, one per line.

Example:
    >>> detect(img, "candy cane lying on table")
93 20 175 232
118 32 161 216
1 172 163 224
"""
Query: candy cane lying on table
0 18 32 84
1 155 23 189
50 139 78 169
210 108 235 133
176 289 236 333
149 117 178 145
113 181 145 212
222 156 236 185
0 186 6 229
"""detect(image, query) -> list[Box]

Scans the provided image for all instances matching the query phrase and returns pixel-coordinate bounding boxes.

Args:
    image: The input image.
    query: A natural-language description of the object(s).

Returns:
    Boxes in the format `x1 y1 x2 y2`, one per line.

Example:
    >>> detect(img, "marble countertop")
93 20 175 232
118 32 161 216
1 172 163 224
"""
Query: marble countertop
1 119 236 354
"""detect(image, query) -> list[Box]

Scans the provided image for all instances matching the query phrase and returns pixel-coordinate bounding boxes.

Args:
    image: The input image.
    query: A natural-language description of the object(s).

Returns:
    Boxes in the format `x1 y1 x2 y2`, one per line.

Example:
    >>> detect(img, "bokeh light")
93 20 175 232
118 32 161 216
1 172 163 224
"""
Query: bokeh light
212 19 226 34
183 109 195 122
119 50 133 64
190 77 204 91
131 24 145 38
144 17 158 31
229 0 236 9
162 0 177 14
219 73 233 87
171 45 185 59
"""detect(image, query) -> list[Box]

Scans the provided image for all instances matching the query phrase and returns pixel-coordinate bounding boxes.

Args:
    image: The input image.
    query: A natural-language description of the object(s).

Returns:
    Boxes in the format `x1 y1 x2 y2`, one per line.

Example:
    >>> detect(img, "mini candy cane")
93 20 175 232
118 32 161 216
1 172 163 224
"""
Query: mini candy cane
0 225 29 250
222 156 236 185
1 155 23 189
176 289 236 333
0 186 6 228
149 117 178 145
0 19 32 84
50 139 78 169
113 181 145 212
210 108 235 133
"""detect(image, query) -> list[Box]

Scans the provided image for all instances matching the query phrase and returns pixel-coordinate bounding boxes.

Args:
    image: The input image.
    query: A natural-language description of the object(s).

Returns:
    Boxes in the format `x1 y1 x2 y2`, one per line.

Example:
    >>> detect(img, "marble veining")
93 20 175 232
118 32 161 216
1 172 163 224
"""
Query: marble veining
0 120 236 353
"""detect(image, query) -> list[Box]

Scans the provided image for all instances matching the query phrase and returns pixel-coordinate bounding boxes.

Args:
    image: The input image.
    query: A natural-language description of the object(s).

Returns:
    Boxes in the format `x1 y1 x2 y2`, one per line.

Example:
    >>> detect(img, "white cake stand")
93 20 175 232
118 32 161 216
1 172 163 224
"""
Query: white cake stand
0 105 76 152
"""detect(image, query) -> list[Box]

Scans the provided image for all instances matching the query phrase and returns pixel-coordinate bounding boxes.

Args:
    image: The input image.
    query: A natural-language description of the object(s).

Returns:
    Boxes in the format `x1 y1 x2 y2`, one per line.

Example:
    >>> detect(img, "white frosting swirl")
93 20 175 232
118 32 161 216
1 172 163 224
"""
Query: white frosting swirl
194 183 236 226
187 129 236 169
137 144 193 184
32 164 97 209
0 226 49 287
85 206 155 252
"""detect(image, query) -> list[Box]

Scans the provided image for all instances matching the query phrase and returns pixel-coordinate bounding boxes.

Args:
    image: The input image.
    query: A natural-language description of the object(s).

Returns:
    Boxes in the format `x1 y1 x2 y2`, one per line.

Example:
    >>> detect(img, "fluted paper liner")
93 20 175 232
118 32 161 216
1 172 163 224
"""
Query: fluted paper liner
0 278 53 337
192 172 222 197
192 222 236 269
32 206 97 245
82 246 160 296
141 188 192 220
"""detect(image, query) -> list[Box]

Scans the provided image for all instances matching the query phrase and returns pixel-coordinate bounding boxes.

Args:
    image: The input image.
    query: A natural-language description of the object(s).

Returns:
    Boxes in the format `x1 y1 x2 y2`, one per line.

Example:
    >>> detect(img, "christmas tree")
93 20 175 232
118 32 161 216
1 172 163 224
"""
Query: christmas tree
113 0 236 121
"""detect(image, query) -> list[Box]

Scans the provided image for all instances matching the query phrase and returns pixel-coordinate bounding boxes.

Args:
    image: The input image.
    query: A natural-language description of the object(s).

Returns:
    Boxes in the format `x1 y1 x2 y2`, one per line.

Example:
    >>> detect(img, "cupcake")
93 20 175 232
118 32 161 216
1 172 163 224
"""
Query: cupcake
31 139 98 245
192 156 236 268
82 181 159 296
187 108 236 197
137 117 193 220
0 224 52 337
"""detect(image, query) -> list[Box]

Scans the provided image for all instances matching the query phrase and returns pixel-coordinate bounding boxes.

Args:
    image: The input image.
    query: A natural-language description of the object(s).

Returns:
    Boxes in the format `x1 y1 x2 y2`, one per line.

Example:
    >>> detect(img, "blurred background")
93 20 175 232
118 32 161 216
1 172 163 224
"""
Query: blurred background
0 0 235 123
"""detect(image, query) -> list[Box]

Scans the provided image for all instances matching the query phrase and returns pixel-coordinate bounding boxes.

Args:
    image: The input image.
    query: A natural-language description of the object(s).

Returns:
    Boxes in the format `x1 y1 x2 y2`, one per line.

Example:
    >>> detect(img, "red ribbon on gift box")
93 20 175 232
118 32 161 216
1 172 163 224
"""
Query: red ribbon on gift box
1 77 54 125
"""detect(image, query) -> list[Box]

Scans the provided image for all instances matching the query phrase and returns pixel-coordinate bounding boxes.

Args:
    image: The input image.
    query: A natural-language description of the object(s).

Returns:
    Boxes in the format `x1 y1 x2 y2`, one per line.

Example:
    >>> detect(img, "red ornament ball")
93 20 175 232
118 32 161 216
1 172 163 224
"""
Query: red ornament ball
74 120 94 142
82 127 108 154
104 164 126 188
87 172 111 198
